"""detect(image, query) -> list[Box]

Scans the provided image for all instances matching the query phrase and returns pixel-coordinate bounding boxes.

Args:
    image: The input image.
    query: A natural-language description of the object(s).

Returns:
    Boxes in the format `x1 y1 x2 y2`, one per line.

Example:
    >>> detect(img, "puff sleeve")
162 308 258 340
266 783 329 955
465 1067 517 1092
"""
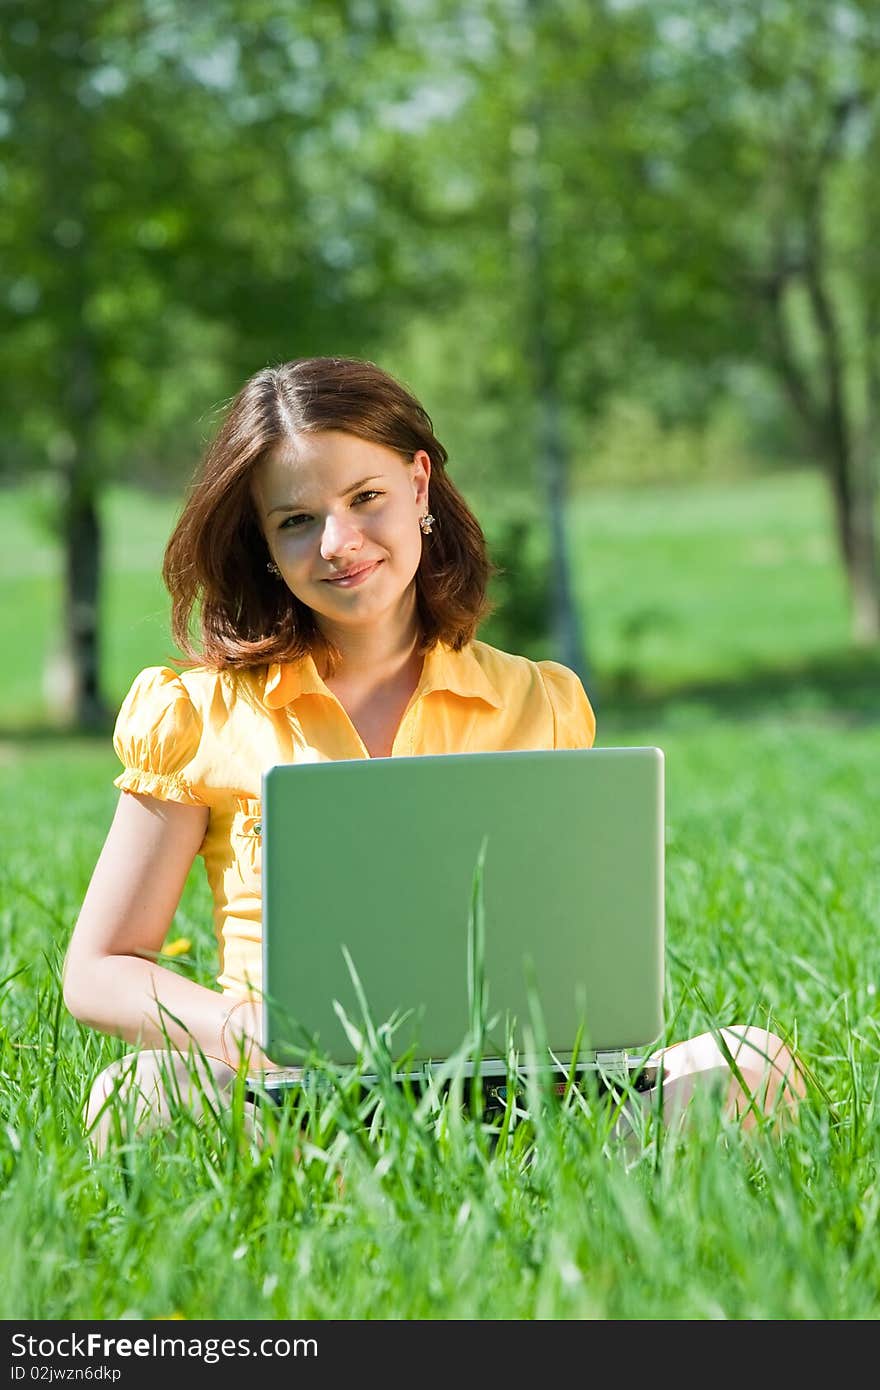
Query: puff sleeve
112 666 205 804
538 661 597 750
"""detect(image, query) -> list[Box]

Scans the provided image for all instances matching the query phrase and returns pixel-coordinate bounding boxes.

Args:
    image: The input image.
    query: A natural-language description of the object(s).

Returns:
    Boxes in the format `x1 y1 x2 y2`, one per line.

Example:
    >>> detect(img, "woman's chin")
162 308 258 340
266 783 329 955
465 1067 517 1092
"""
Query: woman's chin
317 590 420 632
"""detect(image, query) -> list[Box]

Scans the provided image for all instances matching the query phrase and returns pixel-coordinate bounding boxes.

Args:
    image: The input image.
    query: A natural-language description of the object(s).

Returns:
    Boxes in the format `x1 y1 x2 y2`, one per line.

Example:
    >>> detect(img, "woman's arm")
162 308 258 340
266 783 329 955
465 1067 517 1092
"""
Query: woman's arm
62 791 272 1071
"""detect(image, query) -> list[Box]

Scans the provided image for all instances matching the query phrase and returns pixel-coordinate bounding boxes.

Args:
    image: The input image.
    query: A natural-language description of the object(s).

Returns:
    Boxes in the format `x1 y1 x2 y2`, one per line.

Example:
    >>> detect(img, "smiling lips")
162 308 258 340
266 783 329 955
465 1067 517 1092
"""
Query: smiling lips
323 560 383 587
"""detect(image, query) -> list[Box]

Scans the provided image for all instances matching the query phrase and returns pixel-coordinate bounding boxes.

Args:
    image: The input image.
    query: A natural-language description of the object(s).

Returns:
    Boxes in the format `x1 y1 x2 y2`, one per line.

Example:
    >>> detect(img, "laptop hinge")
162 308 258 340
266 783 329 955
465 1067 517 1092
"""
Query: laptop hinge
595 1049 628 1074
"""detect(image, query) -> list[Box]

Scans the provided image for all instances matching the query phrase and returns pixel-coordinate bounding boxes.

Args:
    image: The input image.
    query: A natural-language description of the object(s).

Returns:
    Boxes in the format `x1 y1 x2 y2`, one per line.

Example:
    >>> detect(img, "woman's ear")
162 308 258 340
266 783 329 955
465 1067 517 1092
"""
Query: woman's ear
412 450 431 507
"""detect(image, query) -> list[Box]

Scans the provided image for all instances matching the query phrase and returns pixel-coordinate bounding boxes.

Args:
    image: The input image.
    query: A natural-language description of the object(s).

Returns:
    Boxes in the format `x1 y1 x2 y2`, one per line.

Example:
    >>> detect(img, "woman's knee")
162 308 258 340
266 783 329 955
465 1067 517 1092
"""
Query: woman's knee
84 1050 237 1154
719 1026 805 1124
652 1025 805 1129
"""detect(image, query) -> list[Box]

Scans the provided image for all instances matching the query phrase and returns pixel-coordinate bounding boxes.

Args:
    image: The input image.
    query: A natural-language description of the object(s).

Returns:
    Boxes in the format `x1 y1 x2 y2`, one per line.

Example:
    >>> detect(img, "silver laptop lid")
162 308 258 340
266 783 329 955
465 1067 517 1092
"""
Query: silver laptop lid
259 747 665 1077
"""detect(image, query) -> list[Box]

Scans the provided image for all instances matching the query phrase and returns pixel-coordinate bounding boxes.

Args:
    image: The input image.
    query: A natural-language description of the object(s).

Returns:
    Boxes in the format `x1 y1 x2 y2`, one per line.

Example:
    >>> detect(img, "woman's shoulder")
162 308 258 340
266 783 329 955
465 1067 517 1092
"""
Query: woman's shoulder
114 661 270 746
118 662 265 714
112 662 272 802
468 638 581 688
468 639 596 747
115 661 275 749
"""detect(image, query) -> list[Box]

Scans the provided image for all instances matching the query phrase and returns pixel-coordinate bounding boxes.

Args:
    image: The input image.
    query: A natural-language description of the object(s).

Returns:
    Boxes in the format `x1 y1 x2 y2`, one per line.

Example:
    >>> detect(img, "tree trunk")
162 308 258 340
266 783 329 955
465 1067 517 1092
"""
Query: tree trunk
514 0 590 688
50 327 110 730
824 447 880 644
59 473 107 728
847 434 880 643
45 425 109 731
533 304 590 683
852 232 880 644
766 244 880 646
803 221 880 642
38 4 110 729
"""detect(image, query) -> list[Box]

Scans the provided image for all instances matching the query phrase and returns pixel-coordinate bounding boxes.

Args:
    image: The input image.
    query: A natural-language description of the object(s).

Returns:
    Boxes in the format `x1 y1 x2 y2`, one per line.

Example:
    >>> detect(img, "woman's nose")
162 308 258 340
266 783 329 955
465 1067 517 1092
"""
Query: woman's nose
319 512 362 559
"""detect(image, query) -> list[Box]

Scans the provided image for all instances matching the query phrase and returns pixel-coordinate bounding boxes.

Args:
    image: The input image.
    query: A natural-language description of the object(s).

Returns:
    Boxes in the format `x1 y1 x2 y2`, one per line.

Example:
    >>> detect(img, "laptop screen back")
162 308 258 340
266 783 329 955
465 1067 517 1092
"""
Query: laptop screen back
261 746 664 1072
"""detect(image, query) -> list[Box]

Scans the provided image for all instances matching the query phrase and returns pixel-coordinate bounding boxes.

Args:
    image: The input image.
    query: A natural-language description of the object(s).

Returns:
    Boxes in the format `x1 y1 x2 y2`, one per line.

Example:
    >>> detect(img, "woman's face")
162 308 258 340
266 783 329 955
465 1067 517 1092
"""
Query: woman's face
251 429 431 641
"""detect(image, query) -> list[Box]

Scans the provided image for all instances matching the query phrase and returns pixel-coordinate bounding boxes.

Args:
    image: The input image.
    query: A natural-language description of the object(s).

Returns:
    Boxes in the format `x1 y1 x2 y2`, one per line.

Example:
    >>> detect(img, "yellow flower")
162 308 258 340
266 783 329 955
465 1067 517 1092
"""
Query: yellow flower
161 937 192 958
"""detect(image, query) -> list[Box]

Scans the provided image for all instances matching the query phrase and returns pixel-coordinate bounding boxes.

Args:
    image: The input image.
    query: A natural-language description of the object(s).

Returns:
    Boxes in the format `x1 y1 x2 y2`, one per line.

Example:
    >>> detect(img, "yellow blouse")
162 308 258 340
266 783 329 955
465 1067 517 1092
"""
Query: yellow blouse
113 639 596 997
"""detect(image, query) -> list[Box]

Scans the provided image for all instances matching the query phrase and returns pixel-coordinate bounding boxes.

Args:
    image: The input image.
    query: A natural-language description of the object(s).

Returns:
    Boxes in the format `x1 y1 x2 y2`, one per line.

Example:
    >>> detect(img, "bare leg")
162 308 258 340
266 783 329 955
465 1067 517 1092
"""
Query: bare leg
614 1027 806 1148
83 1049 258 1156
649 1026 805 1128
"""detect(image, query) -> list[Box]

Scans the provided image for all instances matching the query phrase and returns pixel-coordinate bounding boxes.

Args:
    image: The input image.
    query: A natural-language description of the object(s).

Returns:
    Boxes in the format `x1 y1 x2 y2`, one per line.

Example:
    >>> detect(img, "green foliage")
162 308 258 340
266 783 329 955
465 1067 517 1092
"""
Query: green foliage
482 509 552 659
0 0 466 489
574 370 819 489
4 0 879 700
7 0 872 495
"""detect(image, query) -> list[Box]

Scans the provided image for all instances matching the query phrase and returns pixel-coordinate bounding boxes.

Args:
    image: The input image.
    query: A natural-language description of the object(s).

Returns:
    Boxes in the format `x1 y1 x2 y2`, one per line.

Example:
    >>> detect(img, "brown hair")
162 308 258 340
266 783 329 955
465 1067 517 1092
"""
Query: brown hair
163 357 496 676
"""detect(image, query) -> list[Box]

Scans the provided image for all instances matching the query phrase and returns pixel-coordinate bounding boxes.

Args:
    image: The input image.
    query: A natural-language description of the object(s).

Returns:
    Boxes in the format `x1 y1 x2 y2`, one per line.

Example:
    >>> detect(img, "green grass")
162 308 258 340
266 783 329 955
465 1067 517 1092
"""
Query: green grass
1 469 879 1319
569 471 851 690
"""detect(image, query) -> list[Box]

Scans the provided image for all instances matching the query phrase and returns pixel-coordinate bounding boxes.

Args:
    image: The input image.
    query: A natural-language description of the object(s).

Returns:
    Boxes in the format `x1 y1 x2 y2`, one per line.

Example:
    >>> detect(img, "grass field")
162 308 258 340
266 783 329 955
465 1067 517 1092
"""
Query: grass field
1 469 879 1319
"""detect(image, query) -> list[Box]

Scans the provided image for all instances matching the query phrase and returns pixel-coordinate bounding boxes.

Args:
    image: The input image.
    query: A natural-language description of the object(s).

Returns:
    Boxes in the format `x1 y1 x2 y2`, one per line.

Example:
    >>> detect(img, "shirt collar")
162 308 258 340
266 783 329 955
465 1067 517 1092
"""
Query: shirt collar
264 640 503 710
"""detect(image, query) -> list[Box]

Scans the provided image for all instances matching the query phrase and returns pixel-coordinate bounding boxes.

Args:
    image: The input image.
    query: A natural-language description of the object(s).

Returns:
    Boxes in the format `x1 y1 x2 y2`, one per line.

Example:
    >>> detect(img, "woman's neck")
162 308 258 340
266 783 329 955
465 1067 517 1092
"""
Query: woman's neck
317 608 423 693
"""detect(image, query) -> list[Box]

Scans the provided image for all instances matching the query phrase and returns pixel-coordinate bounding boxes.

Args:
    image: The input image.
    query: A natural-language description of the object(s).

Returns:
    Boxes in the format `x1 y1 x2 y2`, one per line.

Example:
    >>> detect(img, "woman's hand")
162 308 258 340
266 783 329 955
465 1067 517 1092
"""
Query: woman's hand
220 996 283 1074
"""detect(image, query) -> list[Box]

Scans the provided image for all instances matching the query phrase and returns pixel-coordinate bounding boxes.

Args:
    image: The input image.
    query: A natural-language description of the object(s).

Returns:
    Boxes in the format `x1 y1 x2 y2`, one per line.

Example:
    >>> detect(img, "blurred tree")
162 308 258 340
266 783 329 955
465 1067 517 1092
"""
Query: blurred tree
508 0 588 680
363 0 671 691
9 0 875 735
0 0 460 725
0 0 320 724
609 0 880 643
409 0 880 648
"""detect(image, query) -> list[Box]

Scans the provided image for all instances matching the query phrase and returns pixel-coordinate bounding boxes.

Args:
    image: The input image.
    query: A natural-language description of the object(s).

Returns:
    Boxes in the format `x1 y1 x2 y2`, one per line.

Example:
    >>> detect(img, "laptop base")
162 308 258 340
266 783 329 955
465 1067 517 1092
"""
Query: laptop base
244 1059 661 1107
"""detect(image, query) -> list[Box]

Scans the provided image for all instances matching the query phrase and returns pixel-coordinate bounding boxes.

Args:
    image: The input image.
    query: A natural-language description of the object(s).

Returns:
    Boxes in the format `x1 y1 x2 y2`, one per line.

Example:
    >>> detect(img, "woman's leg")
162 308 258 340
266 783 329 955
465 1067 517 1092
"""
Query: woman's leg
642 1026 806 1131
83 1048 256 1156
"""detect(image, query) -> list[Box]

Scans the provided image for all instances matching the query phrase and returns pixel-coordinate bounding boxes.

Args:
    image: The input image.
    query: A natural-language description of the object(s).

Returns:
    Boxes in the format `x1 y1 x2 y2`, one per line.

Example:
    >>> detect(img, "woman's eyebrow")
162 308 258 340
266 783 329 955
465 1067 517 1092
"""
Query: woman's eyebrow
267 475 385 516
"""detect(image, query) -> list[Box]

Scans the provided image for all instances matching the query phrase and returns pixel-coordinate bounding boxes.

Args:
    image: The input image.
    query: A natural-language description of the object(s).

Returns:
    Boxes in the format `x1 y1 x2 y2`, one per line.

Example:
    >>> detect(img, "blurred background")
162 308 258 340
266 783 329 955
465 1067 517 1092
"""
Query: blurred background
2 0 879 735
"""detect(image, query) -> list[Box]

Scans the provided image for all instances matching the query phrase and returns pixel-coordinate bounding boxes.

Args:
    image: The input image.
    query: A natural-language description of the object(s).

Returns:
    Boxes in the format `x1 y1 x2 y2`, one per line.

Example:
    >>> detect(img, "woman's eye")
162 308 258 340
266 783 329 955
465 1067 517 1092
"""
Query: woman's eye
279 493 382 530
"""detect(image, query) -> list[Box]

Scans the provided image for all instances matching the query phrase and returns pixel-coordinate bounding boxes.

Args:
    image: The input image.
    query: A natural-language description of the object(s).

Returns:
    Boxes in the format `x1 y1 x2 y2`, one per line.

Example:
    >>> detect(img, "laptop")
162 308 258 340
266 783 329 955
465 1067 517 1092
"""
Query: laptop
248 746 665 1100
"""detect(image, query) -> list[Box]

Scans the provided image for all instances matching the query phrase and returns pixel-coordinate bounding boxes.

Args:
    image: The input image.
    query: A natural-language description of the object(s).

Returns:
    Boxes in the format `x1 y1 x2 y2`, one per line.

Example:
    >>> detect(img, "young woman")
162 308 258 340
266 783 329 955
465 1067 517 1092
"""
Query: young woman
63 356 805 1154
